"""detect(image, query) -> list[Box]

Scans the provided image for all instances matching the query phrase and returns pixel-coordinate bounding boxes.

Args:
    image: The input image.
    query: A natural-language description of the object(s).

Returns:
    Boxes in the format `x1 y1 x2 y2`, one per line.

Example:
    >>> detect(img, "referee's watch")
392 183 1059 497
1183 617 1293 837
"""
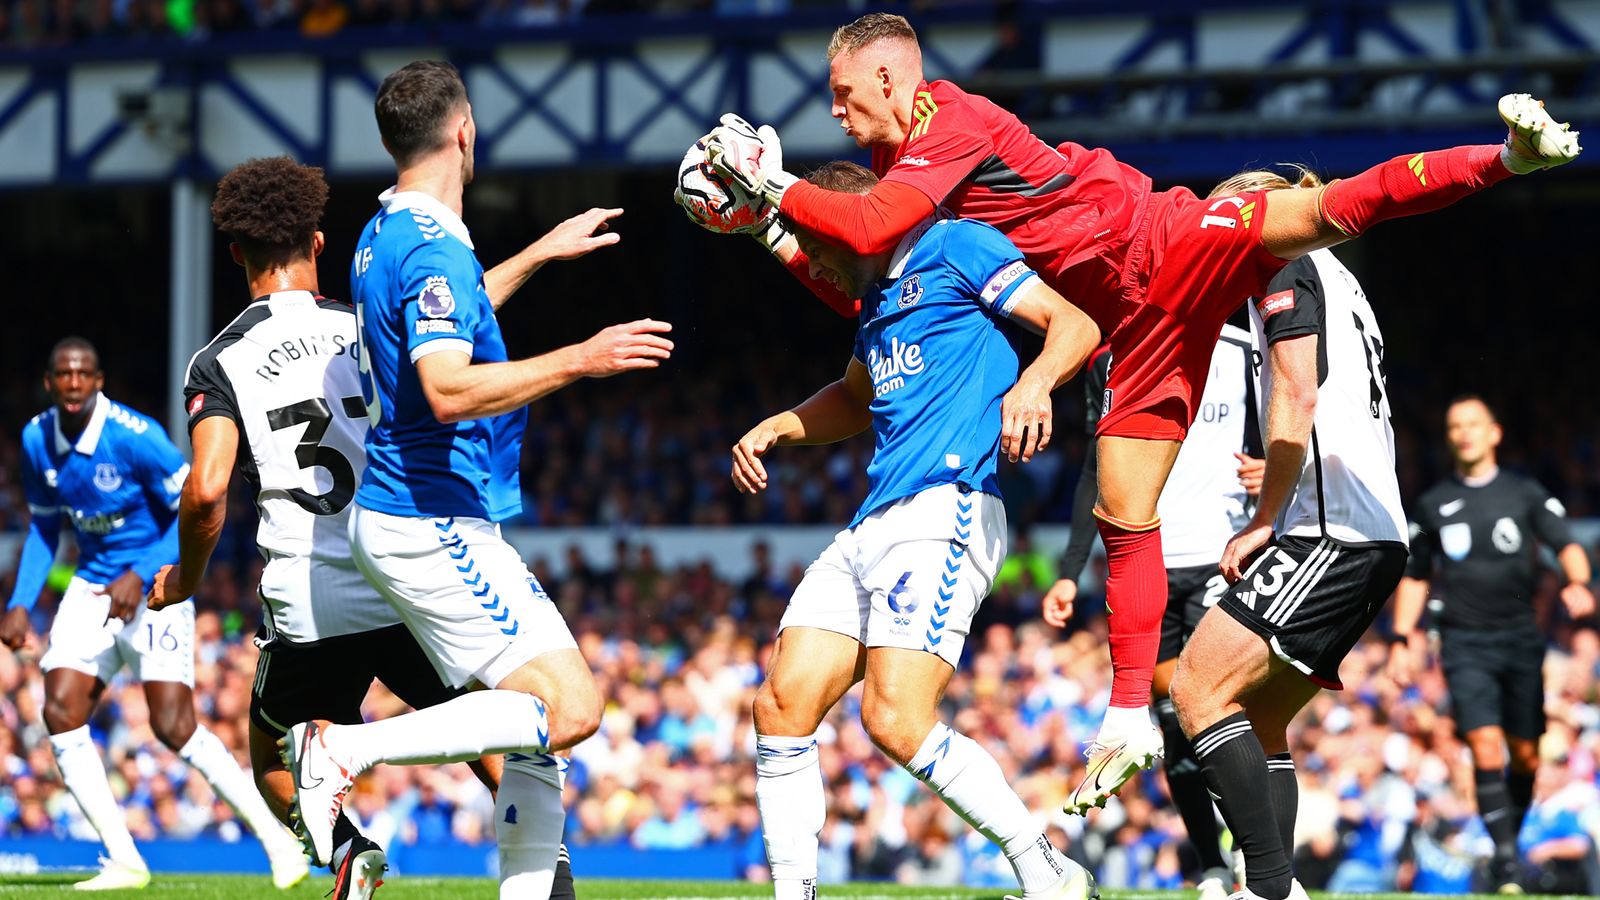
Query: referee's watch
1388 633 1412 647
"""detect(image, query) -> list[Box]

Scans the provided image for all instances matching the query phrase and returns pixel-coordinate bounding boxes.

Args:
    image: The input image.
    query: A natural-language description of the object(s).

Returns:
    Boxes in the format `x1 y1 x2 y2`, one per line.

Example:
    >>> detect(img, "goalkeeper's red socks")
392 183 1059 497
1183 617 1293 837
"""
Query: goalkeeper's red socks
1319 144 1511 238
1096 511 1166 710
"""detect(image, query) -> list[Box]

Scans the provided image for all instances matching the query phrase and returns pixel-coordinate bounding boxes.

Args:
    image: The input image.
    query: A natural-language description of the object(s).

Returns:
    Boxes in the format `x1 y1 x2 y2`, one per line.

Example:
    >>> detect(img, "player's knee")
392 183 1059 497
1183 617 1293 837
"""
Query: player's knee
1168 672 1211 737
858 696 921 765
551 686 601 748
42 696 81 734
150 707 196 751
753 676 818 736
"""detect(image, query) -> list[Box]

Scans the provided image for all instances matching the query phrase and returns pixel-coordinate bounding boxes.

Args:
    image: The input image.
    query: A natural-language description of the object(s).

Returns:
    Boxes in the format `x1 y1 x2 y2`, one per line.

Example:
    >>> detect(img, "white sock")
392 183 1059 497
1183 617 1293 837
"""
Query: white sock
756 734 823 899
49 726 145 870
339 690 550 772
1099 704 1153 740
905 722 1060 892
496 753 566 900
178 725 298 853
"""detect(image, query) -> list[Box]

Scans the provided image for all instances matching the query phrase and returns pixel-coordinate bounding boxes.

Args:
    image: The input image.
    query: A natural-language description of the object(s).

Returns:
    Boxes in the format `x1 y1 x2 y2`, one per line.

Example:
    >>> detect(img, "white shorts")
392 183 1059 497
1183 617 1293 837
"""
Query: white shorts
780 484 1007 667
40 576 196 686
349 503 577 690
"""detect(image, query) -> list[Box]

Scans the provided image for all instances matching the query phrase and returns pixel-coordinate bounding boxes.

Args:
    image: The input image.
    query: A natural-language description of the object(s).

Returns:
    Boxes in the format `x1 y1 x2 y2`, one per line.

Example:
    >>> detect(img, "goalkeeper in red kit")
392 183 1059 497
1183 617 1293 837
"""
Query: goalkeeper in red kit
678 12 1581 819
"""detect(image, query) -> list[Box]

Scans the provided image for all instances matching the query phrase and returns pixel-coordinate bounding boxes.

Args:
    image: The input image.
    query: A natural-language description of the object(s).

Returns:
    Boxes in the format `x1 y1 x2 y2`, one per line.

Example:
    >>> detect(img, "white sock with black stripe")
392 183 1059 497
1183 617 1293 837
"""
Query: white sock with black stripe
1192 713 1291 900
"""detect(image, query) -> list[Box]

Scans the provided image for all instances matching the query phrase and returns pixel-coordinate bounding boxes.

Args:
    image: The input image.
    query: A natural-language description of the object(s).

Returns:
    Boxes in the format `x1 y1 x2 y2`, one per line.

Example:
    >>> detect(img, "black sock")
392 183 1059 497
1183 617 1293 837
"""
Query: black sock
1158 697 1228 873
328 813 362 872
550 843 576 900
1476 768 1519 863
1266 751 1298 873
1508 769 1535 835
1193 712 1291 900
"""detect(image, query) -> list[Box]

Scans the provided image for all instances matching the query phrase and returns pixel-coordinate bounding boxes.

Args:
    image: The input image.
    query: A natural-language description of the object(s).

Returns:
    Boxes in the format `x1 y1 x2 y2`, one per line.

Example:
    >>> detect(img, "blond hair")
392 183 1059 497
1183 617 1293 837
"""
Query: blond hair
827 13 918 61
1207 164 1323 199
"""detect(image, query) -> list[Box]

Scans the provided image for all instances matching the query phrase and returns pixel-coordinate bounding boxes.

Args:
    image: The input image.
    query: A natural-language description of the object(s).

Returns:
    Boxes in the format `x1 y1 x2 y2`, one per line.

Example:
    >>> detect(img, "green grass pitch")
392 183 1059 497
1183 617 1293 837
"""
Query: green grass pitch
0 878 1590 900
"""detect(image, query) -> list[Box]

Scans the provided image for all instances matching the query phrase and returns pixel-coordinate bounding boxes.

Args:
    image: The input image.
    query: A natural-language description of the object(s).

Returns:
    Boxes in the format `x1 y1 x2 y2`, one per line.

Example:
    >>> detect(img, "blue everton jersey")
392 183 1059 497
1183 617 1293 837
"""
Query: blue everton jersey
351 189 526 522
15 395 187 594
851 218 1038 525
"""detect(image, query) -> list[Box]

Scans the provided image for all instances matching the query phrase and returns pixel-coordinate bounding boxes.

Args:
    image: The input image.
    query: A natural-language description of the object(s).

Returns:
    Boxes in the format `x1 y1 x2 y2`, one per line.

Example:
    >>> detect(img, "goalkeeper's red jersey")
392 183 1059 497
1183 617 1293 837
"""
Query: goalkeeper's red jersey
782 79 1154 331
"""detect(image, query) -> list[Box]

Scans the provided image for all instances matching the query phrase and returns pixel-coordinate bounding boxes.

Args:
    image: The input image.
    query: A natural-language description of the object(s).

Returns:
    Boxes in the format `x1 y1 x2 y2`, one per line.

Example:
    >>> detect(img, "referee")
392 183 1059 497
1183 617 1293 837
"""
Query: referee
1388 395 1595 893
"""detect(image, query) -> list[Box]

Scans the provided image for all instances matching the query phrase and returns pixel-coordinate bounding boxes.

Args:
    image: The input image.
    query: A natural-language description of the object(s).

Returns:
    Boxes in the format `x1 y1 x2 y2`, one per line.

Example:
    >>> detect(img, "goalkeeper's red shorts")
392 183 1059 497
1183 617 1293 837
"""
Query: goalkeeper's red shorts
1095 186 1287 442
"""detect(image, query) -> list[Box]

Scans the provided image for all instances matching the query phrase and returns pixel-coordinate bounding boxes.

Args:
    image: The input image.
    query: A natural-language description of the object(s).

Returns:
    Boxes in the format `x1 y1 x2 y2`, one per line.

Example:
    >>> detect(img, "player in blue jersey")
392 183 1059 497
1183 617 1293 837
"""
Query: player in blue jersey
730 162 1101 900
1 338 308 892
282 60 672 899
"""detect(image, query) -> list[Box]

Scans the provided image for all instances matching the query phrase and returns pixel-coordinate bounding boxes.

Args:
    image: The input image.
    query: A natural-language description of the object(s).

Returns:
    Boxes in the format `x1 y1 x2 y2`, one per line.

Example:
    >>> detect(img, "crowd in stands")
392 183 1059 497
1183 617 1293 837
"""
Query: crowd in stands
2 525 1597 890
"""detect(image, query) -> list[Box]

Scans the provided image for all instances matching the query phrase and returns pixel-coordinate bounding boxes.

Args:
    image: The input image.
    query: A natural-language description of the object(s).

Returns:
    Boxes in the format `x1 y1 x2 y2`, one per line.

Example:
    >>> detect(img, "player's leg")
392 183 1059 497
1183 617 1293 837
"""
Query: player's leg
1259 94 1580 258
860 647 1088 900
38 577 149 885
1443 626 1523 889
285 511 597 864
753 624 864 900
1170 602 1294 900
1152 572 1232 896
1063 432 1179 813
1242 668 1321 877
129 597 307 887
1502 633 1546 885
251 632 381 898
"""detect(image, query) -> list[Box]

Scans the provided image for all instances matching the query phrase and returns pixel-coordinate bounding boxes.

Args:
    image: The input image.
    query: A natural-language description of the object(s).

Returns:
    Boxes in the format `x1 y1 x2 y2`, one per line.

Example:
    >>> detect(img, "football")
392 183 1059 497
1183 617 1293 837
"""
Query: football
675 137 771 235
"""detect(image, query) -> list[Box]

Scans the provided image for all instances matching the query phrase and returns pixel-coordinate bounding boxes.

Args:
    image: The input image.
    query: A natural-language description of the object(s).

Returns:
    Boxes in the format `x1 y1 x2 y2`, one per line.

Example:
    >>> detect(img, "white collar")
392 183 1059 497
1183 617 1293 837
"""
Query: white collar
54 391 109 456
379 188 474 249
1461 466 1500 488
885 217 940 282
264 290 316 306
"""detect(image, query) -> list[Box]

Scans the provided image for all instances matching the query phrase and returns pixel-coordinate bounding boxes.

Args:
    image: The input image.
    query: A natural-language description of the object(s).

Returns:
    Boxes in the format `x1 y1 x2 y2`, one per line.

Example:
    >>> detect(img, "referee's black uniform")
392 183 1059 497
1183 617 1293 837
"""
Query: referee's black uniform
1407 471 1573 741
1405 468 1577 886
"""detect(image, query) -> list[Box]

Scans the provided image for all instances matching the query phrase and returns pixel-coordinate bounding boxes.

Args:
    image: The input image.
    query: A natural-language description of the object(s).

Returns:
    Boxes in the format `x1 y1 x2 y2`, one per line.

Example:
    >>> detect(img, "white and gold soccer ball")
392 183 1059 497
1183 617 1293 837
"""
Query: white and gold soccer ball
675 136 771 235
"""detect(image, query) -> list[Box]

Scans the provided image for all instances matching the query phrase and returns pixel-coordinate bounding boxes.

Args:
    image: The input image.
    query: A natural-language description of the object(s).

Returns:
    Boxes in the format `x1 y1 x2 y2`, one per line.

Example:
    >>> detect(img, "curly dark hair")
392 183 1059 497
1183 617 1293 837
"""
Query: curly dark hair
211 156 329 270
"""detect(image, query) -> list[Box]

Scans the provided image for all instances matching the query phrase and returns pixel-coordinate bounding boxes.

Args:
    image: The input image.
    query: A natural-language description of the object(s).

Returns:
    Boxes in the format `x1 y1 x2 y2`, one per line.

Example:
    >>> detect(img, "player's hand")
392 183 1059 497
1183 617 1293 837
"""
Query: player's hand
1235 453 1265 497
1042 579 1077 628
1000 376 1053 463
146 564 194 611
574 320 674 378
1561 581 1596 619
1220 519 1274 583
97 570 145 625
708 114 797 206
731 421 781 494
532 207 622 261
0 606 32 651
1385 636 1418 687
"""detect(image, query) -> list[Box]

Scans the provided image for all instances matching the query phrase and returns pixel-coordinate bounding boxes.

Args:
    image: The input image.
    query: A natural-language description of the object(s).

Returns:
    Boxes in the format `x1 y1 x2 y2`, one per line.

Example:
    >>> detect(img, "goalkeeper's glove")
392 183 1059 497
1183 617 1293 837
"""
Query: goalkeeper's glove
750 207 793 255
707 113 799 208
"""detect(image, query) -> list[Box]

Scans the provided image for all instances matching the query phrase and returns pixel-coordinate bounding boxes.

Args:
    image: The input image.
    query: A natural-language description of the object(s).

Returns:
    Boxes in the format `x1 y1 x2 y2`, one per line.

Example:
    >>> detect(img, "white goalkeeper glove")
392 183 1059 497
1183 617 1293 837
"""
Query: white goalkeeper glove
707 113 799 209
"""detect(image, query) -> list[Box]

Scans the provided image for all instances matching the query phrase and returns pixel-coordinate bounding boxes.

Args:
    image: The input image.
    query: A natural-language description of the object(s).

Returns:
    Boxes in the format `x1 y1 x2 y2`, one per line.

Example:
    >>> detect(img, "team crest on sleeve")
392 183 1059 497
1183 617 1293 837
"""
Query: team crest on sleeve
898 274 923 308
93 463 122 492
188 394 205 415
418 276 456 318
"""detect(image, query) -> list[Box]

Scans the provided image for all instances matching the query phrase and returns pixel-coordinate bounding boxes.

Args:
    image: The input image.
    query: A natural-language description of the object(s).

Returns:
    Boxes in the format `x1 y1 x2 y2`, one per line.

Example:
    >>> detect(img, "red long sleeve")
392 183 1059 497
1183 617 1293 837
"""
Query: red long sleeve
779 179 936 256
782 245 859 318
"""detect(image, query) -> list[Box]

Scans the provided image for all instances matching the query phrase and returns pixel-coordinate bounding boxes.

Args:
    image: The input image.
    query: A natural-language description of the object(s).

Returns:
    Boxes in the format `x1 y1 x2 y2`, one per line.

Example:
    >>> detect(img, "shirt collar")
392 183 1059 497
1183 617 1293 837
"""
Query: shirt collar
258 290 317 306
53 391 109 457
379 188 475 249
885 217 939 282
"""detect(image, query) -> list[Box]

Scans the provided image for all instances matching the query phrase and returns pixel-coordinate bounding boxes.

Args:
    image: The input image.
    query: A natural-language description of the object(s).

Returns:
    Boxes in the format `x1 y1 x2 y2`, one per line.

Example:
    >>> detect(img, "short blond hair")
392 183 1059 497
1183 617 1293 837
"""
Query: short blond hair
1208 164 1323 198
827 13 918 61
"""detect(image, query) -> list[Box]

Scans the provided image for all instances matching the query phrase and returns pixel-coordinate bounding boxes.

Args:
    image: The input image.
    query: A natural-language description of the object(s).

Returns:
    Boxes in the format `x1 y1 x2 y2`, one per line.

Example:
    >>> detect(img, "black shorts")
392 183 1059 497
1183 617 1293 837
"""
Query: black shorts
1440 626 1546 740
250 623 466 737
1159 564 1227 663
1218 534 1408 689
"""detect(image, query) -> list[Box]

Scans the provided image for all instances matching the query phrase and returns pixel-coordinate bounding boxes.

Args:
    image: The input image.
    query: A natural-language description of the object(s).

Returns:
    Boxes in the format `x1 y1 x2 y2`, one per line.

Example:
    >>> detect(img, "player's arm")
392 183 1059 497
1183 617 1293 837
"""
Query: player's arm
1047 350 1111 627
999 278 1102 464
731 358 873 494
1528 487 1595 618
482 208 623 310
416 321 673 423
109 424 188 623
2 455 62 647
149 416 237 610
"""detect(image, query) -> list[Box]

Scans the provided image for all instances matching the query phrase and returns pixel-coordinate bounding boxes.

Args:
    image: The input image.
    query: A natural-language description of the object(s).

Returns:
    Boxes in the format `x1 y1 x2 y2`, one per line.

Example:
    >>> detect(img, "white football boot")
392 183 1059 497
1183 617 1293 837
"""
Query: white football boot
1226 881 1310 900
1197 866 1234 900
1498 93 1581 174
281 719 357 866
267 838 311 890
73 858 151 891
1065 723 1164 814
